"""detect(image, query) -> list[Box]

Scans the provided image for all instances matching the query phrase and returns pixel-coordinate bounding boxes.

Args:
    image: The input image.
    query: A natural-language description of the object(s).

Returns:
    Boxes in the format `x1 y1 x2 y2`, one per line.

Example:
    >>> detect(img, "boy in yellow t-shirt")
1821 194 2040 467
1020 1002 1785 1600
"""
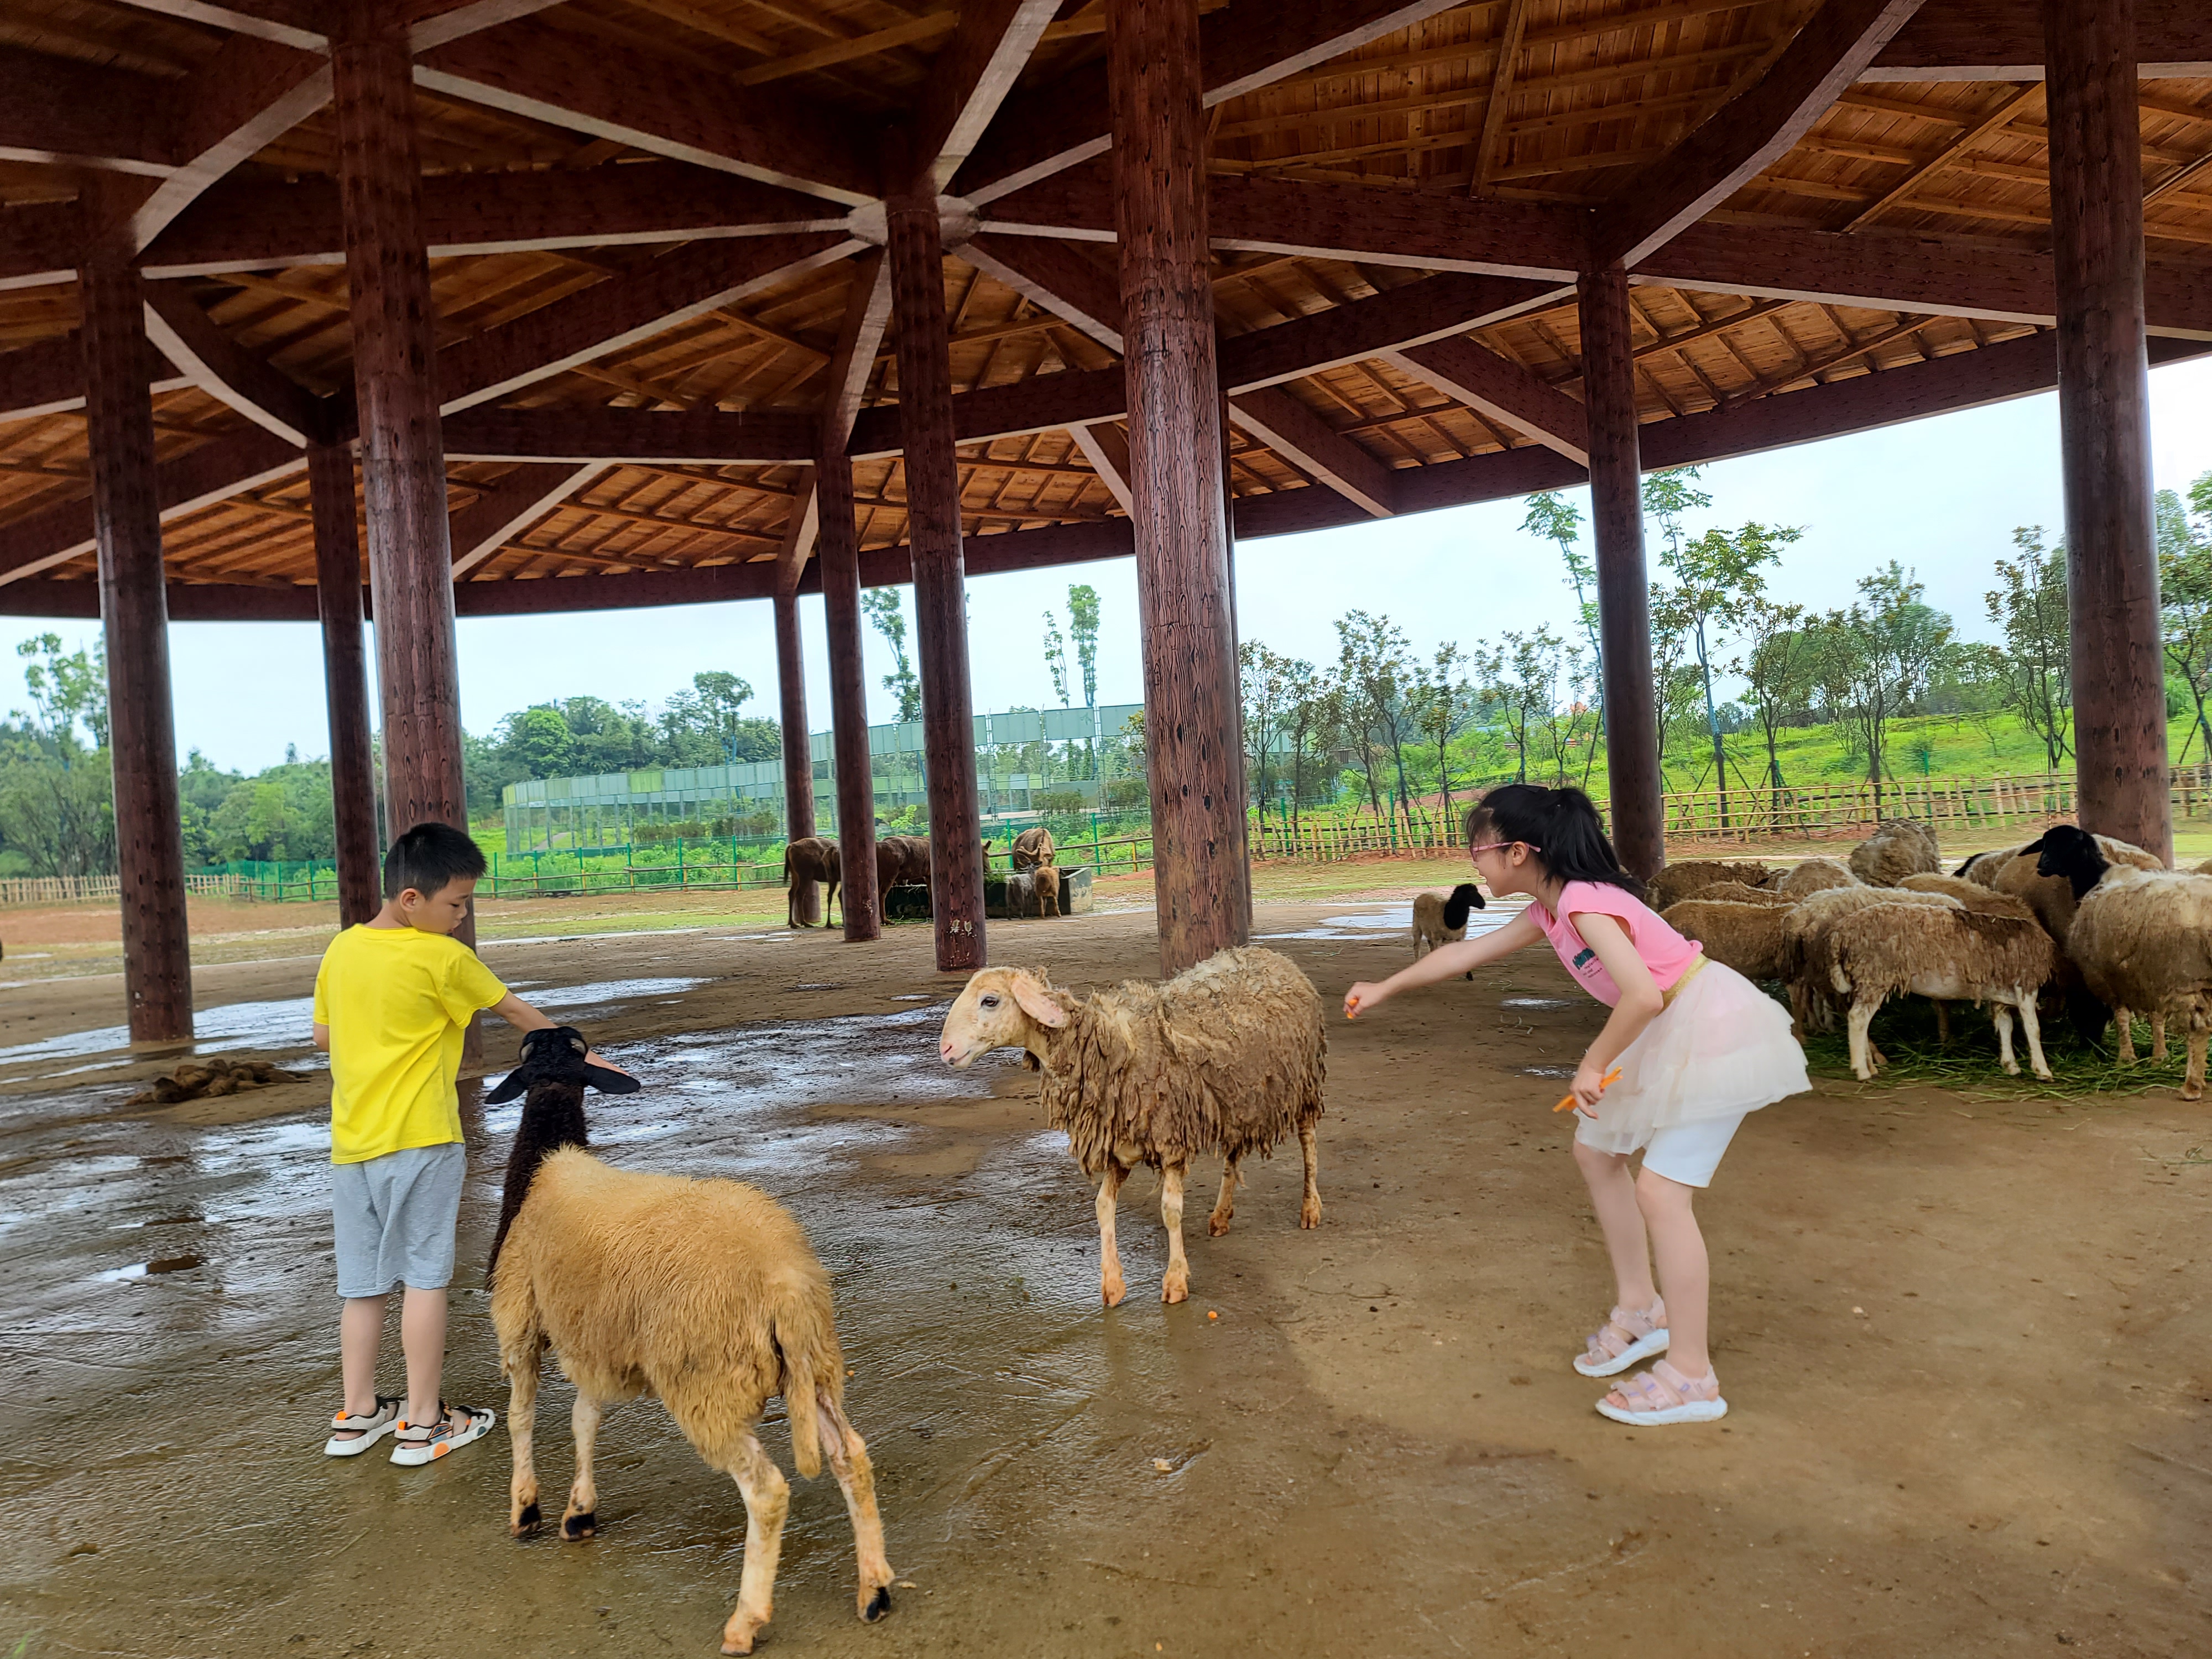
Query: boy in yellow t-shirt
311 822 623 1465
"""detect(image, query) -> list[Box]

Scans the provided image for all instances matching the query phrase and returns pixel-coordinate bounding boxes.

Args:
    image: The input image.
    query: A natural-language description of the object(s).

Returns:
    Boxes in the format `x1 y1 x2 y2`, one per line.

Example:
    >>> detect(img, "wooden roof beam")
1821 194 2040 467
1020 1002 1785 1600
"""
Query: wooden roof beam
1594 0 1928 270
450 461 607 576
822 249 896 450
960 234 1125 353
952 0 1470 204
0 46 180 176
441 407 817 463
1227 387 1399 517
415 23 878 204
140 280 331 446
0 335 191 424
1867 0 2211 80
1066 422 1133 512
1383 337 1589 465
911 0 1061 191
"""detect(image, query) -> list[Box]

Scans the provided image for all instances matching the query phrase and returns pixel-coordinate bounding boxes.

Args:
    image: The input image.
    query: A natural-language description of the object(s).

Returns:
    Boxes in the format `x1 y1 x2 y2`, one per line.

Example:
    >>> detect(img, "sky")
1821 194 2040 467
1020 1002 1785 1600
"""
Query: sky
7 355 2212 776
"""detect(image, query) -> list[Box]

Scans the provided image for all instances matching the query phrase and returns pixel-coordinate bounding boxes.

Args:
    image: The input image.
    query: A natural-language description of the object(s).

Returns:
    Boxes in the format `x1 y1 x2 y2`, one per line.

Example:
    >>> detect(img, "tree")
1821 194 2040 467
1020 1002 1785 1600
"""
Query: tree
1412 641 1474 825
1646 594 1700 784
1333 610 1420 827
1984 526 2073 769
1281 670 1343 834
14 633 108 748
1530 643 1596 787
2158 481 2212 764
1238 640 1302 822
1066 583 1101 706
1480 628 1566 786
688 671 758 761
1653 514 1800 818
1812 562 1955 809
1733 597 1817 794
1521 489 1603 732
0 635 115 877
860 588 922 721
1043 609 1071 706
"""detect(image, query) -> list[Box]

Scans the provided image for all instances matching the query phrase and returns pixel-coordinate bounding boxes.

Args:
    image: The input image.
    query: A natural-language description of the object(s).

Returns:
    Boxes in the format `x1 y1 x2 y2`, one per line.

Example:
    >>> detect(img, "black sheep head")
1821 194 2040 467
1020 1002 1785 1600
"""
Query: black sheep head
486 1025 641 1103
2034 824 2107 899
1441 883 1486 930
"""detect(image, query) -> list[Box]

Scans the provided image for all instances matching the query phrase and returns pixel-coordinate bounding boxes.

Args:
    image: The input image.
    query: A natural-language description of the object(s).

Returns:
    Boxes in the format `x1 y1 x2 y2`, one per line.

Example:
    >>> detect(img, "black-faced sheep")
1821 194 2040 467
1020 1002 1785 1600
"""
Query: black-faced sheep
1648 859 1777 910
2038 825 2212 1097
1804 905 2056 1081
1659 897 1793 982
486 1028 894 1654
1995 828 2168 1053
1010 825 1056 871
1848 819 1940 886
938 946 1326 1307
1777 858 1860 897
784 834 840 928
1412 884 1483 979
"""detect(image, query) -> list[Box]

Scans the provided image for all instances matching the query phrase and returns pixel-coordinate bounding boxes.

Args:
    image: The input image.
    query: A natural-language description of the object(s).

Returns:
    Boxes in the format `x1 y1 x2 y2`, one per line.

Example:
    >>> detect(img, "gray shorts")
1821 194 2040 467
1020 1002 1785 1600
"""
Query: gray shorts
331 1142 467 1298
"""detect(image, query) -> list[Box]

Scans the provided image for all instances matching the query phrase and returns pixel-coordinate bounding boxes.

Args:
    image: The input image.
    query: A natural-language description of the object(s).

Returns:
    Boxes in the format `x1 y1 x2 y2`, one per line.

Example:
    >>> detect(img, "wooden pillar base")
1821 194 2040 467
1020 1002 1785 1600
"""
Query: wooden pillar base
774 584 821 926
819 448 881 942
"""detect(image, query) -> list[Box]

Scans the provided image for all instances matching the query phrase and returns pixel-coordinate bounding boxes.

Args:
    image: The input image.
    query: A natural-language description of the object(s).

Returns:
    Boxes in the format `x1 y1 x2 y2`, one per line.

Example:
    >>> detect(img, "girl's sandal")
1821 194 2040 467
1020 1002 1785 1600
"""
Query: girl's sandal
1573 1298 1668 1378
325 1395 403 1456
1595 1359 1727 1426
390 1401 496 1466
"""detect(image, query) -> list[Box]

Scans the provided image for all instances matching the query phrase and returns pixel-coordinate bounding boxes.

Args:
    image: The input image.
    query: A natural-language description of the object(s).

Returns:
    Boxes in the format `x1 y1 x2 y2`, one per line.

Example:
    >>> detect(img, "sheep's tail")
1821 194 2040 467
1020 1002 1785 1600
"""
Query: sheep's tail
771 1277 842 1480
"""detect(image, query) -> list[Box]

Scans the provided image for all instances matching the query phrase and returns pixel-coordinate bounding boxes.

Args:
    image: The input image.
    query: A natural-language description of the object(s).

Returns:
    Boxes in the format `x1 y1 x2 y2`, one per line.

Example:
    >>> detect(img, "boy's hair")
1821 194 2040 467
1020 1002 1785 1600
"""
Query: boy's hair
382 821 487 900
1464 784 1645 901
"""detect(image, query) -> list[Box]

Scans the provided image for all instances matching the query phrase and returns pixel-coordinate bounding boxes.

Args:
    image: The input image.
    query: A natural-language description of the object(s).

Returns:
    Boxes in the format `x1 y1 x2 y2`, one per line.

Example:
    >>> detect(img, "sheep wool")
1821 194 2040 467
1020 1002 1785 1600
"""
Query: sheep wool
1992 833 2163 945
1683 880 1796 908
1897 872 2037 920
1411 891 1467 957
1848 820 1940 886
1659 898 1793 982
1777 858 1860 897
1808 904 2055 1081
1778 886 1960 1039
1648 859 1777 911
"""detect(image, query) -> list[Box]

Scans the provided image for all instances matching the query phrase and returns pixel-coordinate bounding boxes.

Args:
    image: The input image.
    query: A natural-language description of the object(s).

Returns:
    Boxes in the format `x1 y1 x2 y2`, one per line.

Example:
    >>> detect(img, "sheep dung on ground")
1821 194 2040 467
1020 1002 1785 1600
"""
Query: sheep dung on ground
1805 904 2056 1082
1648 859 1777 911
2038 825 2212 1097
128 1056 298 1105
938 946 1326 1307
1848 820 1940 886
784 835 841 928
486 1028 894 1654
1010 826 1056 871
1660 898 1794 981
1411 884 1483 979
1777 858 1860 897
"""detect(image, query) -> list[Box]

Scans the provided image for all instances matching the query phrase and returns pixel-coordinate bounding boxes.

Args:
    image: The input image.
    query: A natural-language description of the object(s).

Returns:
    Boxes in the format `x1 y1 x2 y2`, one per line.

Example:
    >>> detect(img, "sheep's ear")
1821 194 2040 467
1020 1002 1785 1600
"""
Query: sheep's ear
1009 972 1068 1027
585 1062 640 1095
484 1065 534 1104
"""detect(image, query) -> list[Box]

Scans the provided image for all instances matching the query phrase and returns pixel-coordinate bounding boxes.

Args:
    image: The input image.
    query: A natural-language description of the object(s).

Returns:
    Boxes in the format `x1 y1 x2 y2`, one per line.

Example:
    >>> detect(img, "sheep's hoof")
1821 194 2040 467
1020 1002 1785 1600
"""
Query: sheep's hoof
512 1502 541 1537
1161 1271 1189 1305
2184 1082 2205 1103
722 1609 768 1655
2000 1058 2021 1077
561 1510 596 1541
1207 1211 1233 1238
862 1585 892 1622
1299 1197 1323 1230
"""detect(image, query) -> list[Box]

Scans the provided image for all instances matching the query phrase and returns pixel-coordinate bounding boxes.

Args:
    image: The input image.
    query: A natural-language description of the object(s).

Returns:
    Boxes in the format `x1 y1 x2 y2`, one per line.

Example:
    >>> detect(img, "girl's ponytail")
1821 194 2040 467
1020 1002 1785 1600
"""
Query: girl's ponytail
1465 782 1645 900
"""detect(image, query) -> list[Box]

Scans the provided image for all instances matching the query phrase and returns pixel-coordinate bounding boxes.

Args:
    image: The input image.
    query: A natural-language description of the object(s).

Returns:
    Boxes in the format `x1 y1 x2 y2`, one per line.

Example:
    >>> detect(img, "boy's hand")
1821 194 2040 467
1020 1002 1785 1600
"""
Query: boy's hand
583 1050 633 1081
1343 982 1388 1020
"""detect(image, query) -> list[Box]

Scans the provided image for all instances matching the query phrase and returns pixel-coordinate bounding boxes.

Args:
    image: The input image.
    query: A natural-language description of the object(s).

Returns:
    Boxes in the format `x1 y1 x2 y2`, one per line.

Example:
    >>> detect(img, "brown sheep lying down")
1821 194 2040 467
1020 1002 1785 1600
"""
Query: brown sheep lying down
486 1029 894 1655
939 946 1326 1307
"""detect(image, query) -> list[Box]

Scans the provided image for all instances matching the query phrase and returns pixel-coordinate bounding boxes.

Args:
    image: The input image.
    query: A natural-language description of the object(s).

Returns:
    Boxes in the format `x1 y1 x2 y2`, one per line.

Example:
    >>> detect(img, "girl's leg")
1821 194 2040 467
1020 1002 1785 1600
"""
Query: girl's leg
1571 1137 1656 1309
1634 1169 1710 1376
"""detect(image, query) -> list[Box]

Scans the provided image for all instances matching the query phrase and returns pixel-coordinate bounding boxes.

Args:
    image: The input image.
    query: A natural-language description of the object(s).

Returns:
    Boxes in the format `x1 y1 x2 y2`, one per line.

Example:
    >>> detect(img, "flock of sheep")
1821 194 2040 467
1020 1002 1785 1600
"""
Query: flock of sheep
781 824 1061 927
1626 820 2212 1094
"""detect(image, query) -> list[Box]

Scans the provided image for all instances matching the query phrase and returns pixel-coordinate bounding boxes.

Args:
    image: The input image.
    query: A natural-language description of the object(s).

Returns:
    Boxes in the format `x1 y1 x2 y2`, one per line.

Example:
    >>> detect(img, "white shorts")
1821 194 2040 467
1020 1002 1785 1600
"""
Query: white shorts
1577 1109 1746 1190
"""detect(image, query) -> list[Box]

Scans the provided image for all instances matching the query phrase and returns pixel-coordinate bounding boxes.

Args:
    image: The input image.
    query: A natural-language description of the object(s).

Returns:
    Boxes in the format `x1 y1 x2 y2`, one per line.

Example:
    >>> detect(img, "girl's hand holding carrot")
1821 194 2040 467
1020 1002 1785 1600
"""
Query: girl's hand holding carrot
1343 982 1387 1020
1557 1062 1622 1117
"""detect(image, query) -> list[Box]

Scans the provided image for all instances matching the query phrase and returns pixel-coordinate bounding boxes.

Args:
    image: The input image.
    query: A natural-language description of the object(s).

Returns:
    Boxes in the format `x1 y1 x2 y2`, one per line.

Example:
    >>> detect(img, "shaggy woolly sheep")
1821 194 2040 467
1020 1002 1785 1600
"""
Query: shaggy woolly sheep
1955 844 2031 884
1779 886 1962 1043
1994 829 2168 1052
1848 819 1940 886
1777 858 1860 897
1685 880 1796 907
486 1029 894 1653
1897 873 2037 918
1411 883 1483 979
938 946 1326 1307
1648 859 1777 910
1659 898 1793 981
2038 825 2212 1096
1010 825 1056 871
1805 905 2056 1081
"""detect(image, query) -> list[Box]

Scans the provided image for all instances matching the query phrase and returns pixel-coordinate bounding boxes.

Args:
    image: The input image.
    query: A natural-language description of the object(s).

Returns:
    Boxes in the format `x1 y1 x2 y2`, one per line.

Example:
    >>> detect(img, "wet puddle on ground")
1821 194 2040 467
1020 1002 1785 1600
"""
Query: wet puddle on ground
1258 898 1525 943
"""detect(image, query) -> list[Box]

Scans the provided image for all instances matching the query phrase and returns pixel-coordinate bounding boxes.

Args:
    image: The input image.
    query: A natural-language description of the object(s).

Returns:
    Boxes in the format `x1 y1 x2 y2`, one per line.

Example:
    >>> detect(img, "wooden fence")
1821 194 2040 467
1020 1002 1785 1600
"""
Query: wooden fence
1659 765 2212 843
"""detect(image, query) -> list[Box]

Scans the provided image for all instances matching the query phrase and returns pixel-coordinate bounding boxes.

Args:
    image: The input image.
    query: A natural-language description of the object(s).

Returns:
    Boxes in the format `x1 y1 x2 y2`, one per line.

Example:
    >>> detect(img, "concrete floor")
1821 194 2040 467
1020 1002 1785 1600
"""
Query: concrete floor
1 902 2208 1657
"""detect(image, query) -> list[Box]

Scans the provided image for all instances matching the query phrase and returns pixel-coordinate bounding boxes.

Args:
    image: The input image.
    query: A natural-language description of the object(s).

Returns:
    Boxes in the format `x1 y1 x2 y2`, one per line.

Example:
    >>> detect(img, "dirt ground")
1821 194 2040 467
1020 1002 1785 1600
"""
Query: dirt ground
2 888 2210 1659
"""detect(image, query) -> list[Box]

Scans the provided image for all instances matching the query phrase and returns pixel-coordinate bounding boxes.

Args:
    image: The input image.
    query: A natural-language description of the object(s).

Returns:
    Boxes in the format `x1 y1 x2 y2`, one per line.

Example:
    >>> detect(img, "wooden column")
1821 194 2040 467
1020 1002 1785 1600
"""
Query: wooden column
886 176 985 970
1109 0 1250 978
1578 265 1665 881
774 583 821 925
331 3 468 862
819 447 880 941
309 441 381 926
2044 0 2171 862
79 248 192 1043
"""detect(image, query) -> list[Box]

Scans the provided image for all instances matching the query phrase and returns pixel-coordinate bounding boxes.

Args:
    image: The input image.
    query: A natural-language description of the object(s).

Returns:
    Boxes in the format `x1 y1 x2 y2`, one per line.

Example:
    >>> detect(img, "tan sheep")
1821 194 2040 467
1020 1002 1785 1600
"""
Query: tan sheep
1686 880 1796 907
1806 904 2056 1081
1954 844 2033 885
1780 886 1962 1044
938 946 1326 1307
1777 857 1860 897
1411 884 1482 979
1659 898 1793 982
1031 864 1062 917
1996 830 2168 1056
1648 859 1777 911
2038 826 2212 1096
1897 872 2037 919
1848 819 1940 886
486 1029 894 1655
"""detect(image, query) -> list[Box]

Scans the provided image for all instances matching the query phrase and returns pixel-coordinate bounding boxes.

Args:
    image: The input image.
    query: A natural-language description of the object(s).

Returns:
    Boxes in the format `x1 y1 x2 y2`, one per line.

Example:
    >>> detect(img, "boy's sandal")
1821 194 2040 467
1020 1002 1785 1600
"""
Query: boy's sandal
1595 1359 1728 1426
390 1401 496 1466
325 1395 404 1457
1573 1298 1669 1378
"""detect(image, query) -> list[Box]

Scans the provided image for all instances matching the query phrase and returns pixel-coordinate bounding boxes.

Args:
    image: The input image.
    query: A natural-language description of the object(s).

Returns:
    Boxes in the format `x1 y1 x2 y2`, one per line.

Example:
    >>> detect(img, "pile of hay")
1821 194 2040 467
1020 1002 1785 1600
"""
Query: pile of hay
128 1056 300 1105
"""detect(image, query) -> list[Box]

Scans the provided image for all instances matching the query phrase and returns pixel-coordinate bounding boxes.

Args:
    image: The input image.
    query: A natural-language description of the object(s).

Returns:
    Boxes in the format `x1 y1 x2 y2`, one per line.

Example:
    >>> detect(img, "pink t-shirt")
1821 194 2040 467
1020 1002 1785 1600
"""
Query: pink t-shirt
1530 880 1703 1008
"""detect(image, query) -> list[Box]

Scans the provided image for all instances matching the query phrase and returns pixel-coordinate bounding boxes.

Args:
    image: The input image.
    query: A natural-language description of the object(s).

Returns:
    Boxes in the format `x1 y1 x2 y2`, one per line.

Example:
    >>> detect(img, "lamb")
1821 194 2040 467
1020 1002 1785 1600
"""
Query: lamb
1010 825 1056 871
938 946 1326 1307
485 1028 894 1653
1803 904 2056 1081
2038 825 2212 1096
1777 858 1860 897
1031 863 1062 917
1648 859 1776 910
784 834 841 928
1411 883 1483 979
1848 818 1940 886
1660 898 1793 981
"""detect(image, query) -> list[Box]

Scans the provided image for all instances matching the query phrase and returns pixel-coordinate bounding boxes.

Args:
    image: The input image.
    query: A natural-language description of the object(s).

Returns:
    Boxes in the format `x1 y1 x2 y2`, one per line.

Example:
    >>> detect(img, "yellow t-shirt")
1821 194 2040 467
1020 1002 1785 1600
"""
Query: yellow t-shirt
311 925 508 1164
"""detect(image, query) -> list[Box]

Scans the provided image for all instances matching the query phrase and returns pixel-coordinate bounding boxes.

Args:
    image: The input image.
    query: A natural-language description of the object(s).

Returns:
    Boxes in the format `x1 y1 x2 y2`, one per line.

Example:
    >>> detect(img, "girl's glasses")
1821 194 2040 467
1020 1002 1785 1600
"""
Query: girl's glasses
1467 841 1519 857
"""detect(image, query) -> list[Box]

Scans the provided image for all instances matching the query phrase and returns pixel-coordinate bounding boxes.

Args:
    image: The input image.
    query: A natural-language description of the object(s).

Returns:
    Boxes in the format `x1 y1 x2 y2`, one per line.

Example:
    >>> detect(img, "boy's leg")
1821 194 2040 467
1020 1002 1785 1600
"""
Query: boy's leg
1571 1135 1655 1308
401 1286 449 1429
1634 1170 1710 1376
387 1143 468 1430
340 1295 388 1418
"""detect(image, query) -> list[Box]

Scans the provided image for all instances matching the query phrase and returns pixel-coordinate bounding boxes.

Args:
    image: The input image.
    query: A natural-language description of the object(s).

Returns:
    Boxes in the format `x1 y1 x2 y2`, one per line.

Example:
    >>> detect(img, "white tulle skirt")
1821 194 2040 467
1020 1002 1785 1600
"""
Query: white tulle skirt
1577 958 1811 1156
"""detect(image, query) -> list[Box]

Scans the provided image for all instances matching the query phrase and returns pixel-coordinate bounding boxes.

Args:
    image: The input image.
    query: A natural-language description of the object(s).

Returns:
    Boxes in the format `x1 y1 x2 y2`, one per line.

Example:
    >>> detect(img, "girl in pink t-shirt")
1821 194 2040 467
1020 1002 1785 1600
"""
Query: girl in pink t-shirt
1344 784 1807 1427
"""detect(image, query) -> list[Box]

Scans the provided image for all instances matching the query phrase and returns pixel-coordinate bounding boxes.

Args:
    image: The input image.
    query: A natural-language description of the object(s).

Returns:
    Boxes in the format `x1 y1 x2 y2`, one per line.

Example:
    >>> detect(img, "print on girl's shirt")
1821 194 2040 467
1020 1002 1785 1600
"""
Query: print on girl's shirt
1571 947 1598 974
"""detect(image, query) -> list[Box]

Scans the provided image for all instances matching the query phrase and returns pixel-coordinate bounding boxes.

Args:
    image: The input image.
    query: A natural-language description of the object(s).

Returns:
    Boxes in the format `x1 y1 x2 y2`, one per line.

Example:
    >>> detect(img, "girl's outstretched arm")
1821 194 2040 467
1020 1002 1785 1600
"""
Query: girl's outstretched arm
1344 906 1542 1019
